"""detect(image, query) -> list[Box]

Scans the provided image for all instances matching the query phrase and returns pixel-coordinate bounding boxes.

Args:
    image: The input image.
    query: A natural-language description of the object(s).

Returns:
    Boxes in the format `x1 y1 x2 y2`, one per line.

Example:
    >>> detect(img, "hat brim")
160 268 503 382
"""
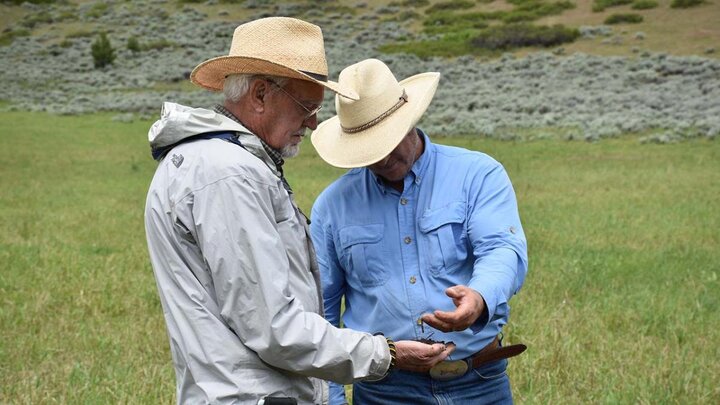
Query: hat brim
190 56 358 100
311 72 440 168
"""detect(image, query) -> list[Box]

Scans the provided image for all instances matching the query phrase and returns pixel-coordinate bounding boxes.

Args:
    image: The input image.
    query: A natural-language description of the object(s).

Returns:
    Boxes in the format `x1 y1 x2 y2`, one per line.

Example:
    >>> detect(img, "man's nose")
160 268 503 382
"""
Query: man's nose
304 113 319 130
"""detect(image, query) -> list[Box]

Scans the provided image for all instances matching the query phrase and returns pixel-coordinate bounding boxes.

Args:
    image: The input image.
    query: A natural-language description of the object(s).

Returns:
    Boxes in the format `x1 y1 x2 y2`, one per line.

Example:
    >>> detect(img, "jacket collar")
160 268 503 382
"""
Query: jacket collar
214 105 286 175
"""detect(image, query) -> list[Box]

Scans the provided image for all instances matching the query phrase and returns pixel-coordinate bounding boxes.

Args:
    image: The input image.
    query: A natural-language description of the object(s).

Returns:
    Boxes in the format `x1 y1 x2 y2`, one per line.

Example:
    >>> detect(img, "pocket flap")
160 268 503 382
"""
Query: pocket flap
338 224 384 248
419 201 466 233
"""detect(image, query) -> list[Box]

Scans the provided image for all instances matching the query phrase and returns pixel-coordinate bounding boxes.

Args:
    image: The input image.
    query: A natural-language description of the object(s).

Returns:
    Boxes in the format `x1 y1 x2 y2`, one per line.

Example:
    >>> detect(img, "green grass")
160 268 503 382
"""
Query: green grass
1 111 719 403
0 112 172 403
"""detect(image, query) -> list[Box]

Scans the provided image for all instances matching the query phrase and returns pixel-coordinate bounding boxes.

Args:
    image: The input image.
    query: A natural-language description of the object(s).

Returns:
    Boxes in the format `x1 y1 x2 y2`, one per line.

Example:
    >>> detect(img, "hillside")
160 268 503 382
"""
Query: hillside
0 0 718 141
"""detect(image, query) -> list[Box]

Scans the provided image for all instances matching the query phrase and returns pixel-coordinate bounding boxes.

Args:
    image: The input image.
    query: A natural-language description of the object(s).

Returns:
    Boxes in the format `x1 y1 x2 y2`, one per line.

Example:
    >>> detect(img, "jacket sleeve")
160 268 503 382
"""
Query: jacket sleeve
310 197 350 405
187 173 390 383
465 162 528 331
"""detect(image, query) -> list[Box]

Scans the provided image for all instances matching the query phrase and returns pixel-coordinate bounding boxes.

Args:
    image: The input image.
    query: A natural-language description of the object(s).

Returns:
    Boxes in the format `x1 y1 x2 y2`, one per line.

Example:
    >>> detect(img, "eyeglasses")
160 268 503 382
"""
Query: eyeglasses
267 80 323 121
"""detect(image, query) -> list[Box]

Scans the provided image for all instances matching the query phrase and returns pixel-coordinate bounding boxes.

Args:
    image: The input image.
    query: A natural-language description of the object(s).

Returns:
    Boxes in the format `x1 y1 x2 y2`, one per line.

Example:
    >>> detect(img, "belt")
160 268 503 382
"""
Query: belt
428 336 527 381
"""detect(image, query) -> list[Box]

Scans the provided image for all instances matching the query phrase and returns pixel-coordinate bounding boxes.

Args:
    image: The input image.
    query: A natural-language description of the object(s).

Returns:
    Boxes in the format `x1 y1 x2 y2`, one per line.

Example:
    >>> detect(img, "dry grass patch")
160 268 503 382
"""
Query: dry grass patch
0 5 26 31
538 0 719 56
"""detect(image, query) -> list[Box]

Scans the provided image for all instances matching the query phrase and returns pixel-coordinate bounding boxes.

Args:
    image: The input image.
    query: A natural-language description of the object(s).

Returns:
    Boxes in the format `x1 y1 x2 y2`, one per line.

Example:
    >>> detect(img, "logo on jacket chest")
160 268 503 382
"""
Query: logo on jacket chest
171 154 184 168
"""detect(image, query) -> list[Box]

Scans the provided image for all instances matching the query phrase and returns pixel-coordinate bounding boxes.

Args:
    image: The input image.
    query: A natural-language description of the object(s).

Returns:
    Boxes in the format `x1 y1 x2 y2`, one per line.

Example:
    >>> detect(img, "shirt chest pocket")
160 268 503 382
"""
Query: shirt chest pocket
419 202 469 275
337 224 389 288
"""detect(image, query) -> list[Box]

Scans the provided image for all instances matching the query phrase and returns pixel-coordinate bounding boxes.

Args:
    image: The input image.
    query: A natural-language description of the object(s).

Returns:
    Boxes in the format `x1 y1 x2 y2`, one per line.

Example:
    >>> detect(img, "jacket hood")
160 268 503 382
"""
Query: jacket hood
148 102 250 149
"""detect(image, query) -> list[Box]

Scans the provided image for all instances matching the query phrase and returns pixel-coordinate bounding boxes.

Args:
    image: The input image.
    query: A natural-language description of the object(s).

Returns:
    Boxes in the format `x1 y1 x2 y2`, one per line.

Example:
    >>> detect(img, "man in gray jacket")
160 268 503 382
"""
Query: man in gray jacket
144 17 453 404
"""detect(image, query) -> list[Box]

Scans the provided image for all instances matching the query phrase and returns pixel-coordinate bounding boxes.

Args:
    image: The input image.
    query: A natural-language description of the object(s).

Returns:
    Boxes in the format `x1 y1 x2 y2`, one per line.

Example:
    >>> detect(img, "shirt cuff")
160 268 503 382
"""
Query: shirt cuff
468 247 520 330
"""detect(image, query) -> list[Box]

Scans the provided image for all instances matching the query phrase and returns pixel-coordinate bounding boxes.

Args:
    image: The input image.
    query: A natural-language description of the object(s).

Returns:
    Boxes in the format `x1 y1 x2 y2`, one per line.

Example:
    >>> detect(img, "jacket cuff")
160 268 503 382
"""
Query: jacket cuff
360 334 392 382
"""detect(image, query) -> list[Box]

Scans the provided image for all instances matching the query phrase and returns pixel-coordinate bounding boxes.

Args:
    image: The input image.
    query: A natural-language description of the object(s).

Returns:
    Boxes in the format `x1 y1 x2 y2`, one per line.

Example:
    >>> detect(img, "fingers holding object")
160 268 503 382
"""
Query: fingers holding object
394 340 456 372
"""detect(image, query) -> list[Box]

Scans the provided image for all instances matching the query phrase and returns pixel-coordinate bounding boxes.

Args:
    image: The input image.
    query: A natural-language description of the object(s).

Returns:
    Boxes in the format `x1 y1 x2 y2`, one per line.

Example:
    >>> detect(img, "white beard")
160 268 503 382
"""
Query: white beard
280 143 300 158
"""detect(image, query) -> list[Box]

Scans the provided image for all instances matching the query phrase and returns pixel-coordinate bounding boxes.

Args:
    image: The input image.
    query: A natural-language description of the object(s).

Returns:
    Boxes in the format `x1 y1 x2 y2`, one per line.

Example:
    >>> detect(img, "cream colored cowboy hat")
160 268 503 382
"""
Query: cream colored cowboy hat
190 17 358 99
311 58 440 168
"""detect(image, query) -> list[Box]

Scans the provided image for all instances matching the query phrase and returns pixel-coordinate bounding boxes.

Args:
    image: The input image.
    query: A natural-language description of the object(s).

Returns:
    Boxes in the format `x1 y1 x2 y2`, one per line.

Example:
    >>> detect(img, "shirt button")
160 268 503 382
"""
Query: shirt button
404 236 412 244
409 276 417 284
509 226 516 234
400 198 408 205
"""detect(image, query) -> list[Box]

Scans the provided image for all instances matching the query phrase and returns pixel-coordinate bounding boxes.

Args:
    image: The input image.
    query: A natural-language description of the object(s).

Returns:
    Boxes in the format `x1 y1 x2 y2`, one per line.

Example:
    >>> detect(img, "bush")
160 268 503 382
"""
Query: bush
425 0 475 13
670 0 704 7
632 0 658 9
85 3 109 19
425 0 574 29
20 11 54 28
390 0 430 5
423 11 489 34
127 37 141 53
605 13 644 24
592 0 632 11
471 23 580 50
3 0 56 4
384 10 421 22
91 33 115 68
66 30 94 39
503 0 576 22
0 29 31 46
140 39 175 51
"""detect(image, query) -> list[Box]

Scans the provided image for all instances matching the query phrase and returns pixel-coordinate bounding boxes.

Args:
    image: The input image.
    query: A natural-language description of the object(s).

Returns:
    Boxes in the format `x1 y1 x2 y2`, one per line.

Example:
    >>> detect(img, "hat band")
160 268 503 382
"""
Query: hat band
299 70 329 82
341 90 408 134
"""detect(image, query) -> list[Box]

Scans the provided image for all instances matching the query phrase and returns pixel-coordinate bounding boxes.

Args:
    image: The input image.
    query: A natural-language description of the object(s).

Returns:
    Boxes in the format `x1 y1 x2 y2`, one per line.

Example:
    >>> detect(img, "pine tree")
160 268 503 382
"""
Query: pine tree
91 33 115 68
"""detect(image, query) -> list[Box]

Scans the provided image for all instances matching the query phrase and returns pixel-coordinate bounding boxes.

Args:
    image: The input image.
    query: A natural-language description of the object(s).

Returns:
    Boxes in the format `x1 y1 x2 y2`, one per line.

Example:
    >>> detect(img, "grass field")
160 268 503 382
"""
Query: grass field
1 111 719 403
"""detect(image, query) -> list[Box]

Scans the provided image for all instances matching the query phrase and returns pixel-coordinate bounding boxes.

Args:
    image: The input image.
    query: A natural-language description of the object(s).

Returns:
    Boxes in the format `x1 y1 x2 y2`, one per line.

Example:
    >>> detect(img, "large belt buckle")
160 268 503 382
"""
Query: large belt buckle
429 359 469 381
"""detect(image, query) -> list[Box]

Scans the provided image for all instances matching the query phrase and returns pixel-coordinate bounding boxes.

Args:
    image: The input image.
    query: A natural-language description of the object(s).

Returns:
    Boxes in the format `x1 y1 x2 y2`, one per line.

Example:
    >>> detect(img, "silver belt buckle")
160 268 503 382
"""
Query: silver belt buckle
429 359 469 381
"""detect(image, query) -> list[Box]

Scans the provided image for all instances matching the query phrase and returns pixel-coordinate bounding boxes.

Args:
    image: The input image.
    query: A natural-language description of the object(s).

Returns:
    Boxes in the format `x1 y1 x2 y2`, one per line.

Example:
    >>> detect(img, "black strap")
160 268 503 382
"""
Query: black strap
151 131 244 161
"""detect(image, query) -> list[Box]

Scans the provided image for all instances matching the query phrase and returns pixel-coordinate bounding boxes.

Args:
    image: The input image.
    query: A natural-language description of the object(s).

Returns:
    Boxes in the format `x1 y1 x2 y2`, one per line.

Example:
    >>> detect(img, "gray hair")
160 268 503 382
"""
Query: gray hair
223 74 289 103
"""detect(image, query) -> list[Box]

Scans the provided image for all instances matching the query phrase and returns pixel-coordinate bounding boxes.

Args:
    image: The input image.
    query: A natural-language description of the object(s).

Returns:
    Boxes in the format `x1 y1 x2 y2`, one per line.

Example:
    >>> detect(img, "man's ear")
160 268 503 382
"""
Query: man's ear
248 79 269 113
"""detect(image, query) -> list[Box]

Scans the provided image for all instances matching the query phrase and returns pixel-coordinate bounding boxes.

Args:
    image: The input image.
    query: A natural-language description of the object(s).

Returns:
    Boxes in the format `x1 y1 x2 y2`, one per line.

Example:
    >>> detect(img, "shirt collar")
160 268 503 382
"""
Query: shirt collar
213 104 285 170
412 128 432 181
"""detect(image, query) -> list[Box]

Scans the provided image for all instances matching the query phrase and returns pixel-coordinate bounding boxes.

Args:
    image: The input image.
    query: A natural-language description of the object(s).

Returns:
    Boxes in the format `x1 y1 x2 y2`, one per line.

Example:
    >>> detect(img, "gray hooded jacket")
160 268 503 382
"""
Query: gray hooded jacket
144 102 389 404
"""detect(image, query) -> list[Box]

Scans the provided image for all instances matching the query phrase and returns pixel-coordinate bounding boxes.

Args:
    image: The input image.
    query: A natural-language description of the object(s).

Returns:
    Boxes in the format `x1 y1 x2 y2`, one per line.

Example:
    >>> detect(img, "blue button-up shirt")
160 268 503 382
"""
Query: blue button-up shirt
310 130 528 402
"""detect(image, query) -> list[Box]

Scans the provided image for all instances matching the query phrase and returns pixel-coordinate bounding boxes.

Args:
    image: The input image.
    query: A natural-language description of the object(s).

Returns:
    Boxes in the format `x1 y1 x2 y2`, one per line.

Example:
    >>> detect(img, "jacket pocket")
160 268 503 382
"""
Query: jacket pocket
338 224 388 287
419 201 468 275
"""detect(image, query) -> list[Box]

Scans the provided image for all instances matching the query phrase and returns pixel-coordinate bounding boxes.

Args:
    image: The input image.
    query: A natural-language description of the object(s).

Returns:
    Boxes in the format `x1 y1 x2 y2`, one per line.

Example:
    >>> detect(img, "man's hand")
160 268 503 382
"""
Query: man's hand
393 340 456 372
420 285 486 333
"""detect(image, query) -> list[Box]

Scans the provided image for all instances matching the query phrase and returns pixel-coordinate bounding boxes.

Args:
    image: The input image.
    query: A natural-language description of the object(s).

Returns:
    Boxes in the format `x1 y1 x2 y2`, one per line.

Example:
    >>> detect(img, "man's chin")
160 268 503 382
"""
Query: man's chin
281 143 300 158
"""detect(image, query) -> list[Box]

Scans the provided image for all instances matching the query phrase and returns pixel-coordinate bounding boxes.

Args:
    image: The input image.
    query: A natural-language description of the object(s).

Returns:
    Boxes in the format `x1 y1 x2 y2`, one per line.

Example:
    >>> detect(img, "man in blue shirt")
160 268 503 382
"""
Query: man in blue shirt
310 58 528 404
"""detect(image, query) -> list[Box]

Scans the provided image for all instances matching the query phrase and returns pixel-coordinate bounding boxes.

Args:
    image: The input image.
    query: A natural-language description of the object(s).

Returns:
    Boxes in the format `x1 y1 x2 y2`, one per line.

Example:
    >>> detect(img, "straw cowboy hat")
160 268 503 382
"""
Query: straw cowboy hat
311 58 440 168
190 17 358 99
